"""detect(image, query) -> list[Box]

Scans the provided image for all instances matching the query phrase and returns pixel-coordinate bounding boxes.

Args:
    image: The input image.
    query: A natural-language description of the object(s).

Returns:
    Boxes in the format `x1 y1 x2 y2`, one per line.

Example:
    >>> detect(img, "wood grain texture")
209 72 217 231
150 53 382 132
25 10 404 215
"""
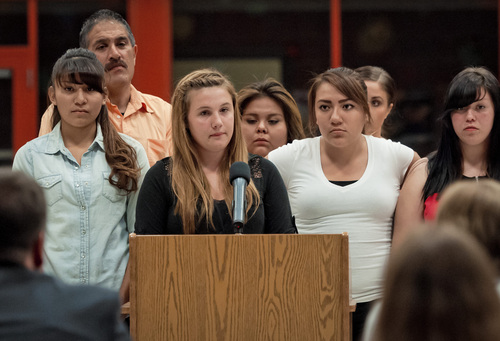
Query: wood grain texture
129 233 350 341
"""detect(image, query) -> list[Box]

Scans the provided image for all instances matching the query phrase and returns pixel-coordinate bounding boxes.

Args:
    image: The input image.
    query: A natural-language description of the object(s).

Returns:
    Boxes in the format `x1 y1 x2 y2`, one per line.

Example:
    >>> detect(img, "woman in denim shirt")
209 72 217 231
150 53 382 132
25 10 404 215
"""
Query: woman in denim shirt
13 48 149 302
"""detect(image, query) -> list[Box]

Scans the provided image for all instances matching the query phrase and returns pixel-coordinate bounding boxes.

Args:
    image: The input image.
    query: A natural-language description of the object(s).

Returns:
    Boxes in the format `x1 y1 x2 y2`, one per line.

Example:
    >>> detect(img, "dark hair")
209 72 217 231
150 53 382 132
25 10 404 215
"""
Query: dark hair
355 65 396 105
0 168 46 262
423 67 500 200
50 48 106 98
50 48 140 193
79 9 135 48
375 226 500 341
237 78 306 143
307 67 370 136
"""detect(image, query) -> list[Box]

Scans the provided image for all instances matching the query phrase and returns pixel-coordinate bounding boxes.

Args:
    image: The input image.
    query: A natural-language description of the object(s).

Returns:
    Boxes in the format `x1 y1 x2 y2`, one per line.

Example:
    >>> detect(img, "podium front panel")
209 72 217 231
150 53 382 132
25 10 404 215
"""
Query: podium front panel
129 233 350 340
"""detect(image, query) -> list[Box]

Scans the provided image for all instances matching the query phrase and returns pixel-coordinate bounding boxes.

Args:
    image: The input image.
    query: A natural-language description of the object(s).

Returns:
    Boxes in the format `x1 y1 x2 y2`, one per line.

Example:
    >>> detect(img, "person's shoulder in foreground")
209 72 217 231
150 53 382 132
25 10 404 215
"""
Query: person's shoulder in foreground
0 168 129 341
0 266 129 341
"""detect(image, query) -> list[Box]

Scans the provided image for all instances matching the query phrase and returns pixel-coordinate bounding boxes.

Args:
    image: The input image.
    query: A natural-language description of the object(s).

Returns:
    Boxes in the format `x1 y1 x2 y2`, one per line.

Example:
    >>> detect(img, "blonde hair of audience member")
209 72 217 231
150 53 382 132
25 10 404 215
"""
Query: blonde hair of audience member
374 226 500 341
50 48 140 192
355 66 395 138
170 68 260 234
436 179 500 273
237 78 306 156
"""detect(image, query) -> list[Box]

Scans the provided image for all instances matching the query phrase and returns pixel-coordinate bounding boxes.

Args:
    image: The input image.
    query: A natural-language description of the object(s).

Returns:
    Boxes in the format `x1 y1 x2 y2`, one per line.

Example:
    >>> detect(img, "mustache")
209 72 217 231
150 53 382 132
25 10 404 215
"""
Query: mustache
105 60 127 72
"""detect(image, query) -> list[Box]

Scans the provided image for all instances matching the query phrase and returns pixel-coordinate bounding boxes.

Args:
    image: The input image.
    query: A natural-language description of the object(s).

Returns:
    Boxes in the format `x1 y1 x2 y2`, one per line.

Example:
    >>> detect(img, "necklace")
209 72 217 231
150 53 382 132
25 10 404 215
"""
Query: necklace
462 174 488 182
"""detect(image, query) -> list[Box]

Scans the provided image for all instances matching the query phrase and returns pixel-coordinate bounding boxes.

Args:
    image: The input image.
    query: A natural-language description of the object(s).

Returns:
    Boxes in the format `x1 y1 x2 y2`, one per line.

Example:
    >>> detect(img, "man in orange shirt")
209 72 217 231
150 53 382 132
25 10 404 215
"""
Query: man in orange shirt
39 9 171 166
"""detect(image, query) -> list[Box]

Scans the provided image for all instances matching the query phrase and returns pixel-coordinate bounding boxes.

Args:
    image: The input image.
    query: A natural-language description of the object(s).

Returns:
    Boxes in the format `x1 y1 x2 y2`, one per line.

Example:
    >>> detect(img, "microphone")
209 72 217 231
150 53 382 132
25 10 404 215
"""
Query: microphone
229 162 251 234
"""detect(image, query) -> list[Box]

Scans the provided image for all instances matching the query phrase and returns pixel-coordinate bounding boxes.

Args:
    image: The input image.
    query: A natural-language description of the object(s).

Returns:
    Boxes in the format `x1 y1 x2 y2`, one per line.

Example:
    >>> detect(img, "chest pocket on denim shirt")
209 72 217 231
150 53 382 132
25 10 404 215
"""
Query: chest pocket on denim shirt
37 174 63 206
102 172 127 203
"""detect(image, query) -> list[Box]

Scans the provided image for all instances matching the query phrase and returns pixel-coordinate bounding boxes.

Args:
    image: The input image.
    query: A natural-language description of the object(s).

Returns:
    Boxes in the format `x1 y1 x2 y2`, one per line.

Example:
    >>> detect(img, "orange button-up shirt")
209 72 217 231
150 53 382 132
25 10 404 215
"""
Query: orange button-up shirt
39 85 172 166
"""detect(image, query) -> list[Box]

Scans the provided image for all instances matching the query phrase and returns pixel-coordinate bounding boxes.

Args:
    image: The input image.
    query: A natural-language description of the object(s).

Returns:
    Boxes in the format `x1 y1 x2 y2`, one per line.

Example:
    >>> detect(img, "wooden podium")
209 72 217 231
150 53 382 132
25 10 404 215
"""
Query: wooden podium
128 233 352 340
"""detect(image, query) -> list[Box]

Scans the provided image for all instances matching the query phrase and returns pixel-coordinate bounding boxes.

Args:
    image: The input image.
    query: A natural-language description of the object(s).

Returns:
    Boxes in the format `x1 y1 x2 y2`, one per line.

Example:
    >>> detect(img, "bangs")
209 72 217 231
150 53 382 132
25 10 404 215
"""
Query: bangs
326 73 369 115
446 81 484 111
61 72 104 93
52 56 104 93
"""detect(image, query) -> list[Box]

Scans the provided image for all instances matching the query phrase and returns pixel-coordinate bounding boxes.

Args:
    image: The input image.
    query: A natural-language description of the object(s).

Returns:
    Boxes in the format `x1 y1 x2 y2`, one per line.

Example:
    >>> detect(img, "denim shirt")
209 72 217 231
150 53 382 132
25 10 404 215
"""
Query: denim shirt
13 122 149 291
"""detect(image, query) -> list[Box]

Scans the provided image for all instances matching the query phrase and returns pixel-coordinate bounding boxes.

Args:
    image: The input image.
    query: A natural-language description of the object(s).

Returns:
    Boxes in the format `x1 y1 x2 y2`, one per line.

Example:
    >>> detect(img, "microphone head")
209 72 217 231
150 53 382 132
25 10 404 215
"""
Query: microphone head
229 161 251 184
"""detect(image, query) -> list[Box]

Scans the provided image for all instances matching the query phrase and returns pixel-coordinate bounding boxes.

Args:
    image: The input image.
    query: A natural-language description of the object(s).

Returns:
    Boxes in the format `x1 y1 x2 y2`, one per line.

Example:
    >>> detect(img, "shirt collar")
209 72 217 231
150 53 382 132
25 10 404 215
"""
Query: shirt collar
126 84 150 114
44 121 105 154
91 123 105 151
106 84 150 115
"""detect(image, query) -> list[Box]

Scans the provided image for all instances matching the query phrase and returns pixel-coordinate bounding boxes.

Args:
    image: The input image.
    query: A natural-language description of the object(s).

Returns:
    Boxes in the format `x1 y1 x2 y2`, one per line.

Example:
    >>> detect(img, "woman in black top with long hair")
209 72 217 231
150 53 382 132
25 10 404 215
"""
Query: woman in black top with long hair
394 66 500 246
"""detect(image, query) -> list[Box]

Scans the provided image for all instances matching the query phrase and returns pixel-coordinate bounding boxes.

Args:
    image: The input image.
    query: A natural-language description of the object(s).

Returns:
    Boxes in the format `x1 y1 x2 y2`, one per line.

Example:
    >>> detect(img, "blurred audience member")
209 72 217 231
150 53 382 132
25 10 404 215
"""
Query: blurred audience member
436 179 500 274
0 168 129 340
369 226 500 341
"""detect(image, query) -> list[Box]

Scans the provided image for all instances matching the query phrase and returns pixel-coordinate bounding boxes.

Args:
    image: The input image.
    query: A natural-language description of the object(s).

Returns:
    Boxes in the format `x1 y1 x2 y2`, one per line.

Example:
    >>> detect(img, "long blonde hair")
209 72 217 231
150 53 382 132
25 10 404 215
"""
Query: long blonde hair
171 68 260 234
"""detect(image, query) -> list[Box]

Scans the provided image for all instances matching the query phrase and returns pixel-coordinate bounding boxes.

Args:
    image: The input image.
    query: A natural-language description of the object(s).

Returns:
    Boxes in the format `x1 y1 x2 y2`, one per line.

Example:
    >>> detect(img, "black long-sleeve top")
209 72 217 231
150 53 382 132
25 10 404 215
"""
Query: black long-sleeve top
135 154 296 235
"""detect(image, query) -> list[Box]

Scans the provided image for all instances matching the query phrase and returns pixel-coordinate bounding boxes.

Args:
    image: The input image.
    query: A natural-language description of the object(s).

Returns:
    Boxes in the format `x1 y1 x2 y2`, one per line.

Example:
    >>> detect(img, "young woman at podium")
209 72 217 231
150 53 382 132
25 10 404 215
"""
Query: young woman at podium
268 67 419 340
135 68 296 235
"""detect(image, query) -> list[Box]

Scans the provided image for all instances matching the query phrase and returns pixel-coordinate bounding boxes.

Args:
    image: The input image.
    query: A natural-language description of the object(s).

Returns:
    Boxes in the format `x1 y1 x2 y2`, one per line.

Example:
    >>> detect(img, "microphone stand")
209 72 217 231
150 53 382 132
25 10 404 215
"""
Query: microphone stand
230 161 250 235
232 180 246 234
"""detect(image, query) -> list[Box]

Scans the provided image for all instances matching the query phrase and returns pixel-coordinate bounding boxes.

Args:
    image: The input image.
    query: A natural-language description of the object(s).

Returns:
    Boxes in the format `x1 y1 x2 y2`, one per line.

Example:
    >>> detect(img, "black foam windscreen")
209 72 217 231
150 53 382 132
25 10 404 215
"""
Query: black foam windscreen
229 161 251 184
